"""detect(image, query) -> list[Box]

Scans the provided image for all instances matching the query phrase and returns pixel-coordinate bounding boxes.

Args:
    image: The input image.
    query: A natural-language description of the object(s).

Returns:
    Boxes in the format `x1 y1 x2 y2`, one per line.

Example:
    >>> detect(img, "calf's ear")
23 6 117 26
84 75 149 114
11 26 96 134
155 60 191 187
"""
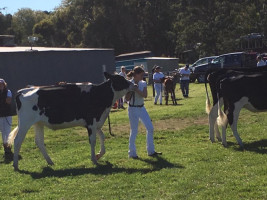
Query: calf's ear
104 72 112 80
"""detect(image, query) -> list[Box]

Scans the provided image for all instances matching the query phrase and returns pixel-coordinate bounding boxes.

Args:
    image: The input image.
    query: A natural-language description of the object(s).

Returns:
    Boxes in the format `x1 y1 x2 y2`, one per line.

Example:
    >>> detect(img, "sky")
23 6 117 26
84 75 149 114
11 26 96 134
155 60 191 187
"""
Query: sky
1 0 63 15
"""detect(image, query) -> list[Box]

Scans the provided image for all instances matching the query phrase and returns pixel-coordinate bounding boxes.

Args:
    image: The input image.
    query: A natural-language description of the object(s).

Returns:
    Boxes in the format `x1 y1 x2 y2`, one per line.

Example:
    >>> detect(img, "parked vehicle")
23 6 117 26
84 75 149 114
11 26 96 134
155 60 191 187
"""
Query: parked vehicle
192 52 257 83
189 56 217 82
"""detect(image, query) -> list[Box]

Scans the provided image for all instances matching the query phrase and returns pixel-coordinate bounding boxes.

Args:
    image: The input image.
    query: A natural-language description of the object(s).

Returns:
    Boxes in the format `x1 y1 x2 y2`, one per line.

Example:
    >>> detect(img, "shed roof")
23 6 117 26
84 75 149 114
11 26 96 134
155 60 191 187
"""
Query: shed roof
0 46 113 52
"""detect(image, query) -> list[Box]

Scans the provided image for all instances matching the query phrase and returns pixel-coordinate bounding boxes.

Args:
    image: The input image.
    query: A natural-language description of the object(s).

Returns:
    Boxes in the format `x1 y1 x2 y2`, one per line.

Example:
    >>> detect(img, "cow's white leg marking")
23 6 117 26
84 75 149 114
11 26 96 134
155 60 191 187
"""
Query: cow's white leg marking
209 104 217 143
88 125 97 165
214 122 222 141
209 99 222 142
230 101 244 148
13 124 32 171
34 123 54 165
96 129 105 160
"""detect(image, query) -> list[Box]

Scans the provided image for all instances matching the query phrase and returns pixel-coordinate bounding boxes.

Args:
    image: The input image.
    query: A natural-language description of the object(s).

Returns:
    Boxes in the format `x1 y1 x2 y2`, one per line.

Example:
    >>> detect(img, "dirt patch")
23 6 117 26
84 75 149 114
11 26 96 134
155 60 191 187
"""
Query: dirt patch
104 116 208 135
74 116 208 137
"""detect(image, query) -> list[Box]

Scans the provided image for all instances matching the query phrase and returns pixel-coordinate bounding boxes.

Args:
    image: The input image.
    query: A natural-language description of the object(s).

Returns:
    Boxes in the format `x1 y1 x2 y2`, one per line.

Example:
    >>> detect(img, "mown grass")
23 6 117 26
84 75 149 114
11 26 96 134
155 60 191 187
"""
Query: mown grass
0 83 266 199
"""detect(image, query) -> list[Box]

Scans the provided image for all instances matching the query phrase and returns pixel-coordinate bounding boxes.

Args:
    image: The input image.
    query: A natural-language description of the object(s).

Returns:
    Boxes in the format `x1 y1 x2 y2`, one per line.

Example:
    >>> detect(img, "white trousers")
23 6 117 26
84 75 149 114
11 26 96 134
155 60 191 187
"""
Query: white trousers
0 116 12 144
128 107 155 157
154 83 163 104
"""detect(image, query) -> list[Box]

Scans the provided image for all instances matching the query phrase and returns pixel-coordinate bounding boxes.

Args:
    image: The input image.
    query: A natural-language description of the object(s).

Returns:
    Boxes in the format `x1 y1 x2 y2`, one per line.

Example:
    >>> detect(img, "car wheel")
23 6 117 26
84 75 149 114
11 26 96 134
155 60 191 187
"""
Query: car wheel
197 75 205 83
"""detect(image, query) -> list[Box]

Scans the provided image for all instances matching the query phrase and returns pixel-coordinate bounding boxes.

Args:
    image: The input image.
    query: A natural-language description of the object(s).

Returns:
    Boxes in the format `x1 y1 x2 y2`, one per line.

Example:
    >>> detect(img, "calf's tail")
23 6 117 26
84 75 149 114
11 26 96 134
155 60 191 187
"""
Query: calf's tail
206 95 212 114
8 126 19 146
205 76 212 114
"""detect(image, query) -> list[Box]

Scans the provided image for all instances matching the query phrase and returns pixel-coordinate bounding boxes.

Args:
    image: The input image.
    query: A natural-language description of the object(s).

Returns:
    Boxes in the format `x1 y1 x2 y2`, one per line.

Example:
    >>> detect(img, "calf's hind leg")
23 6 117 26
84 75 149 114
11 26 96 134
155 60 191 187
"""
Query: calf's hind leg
13 124 32 170
34 123 54 165
96 129 106 160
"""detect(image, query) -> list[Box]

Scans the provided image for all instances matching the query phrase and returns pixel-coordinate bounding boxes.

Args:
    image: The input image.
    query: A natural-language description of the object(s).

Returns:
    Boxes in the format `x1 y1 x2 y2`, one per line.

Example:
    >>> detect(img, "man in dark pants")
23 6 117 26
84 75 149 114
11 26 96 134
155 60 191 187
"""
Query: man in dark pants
179 64 191 97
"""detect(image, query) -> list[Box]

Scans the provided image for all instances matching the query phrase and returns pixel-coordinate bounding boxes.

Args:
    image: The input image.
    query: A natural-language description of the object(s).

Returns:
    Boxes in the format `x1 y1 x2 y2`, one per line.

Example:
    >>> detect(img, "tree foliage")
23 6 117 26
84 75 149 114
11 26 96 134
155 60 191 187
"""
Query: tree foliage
1 0 267 58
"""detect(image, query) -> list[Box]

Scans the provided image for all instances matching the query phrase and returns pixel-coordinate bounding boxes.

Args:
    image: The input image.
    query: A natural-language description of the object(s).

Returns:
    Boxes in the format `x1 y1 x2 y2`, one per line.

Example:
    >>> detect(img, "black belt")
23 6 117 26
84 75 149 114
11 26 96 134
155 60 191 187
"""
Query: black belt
129 104 144 107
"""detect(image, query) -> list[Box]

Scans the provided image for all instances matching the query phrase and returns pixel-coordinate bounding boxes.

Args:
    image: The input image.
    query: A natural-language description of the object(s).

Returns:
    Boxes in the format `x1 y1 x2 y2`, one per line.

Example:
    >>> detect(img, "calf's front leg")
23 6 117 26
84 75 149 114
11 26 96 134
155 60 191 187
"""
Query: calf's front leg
87 126 97 165
96 129 105 160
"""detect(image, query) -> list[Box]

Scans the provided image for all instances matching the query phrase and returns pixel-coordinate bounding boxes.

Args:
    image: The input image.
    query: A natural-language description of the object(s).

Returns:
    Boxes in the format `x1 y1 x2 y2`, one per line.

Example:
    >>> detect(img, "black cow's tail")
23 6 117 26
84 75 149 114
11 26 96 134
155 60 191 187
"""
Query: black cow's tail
205 71 212 114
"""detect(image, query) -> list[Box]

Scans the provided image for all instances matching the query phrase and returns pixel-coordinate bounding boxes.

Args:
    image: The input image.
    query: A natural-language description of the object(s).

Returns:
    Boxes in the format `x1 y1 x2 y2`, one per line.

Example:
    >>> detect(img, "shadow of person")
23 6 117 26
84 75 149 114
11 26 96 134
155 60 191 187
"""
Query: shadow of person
138 155 184 171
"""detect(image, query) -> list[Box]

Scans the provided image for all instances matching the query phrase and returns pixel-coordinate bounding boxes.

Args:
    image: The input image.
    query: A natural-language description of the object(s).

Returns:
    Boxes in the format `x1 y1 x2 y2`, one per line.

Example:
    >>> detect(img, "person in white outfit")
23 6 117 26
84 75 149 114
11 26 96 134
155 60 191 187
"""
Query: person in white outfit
0 78 13 160
256 56 266 67
179 64 191 97
153 66 164 105
125 66 162 159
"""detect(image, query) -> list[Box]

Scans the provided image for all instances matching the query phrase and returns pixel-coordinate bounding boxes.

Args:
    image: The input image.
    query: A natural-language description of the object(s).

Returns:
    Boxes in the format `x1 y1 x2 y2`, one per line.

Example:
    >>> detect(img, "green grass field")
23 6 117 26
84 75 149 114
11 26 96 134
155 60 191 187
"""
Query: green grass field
0 83 266 199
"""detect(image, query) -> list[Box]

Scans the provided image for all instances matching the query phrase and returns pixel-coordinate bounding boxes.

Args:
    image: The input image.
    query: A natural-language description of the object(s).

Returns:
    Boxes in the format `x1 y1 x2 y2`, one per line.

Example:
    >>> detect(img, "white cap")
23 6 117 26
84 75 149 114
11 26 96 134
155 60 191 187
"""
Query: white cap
0 79 6 84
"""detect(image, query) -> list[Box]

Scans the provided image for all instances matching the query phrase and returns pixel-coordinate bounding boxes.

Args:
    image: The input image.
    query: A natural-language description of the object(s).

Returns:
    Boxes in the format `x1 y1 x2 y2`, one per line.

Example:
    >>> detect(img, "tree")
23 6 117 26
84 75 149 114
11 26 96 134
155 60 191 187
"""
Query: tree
11 8 49 45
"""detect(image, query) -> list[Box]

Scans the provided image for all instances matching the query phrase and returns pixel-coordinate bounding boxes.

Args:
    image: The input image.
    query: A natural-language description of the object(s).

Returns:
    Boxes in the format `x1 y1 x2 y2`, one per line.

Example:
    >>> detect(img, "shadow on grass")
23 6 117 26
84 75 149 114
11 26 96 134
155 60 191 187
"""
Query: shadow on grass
228 139 267 154
17 156 184 179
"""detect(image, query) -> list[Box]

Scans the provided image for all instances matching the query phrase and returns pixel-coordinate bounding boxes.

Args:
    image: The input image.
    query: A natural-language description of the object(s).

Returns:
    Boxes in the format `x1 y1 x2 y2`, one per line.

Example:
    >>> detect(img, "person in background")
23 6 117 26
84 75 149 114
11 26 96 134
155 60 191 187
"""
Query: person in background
119 66 127 78
179 64 191 97
153 66 164 105
0 78 13 160
125 66 162 159
256 55 266 67
118 66 127 109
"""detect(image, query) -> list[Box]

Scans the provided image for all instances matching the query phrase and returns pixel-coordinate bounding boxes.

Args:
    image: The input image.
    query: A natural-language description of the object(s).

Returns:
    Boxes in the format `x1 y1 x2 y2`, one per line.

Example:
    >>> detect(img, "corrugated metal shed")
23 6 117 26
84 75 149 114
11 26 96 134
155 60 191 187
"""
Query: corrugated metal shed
0 47 115 114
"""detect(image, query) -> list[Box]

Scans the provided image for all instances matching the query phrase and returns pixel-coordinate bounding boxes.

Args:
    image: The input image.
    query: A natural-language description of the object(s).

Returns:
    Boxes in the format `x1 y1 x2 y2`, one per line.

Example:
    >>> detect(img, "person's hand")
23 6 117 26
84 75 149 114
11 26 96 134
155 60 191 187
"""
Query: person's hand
133 84 138 91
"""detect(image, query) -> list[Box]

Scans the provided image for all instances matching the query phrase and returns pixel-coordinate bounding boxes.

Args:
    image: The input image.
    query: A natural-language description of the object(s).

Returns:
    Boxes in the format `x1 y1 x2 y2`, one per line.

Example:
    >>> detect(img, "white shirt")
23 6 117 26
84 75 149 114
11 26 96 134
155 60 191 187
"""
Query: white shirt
257 60 266 67
179 67 191 81
129 80 147 106
119 71 126 78
153 72 164 84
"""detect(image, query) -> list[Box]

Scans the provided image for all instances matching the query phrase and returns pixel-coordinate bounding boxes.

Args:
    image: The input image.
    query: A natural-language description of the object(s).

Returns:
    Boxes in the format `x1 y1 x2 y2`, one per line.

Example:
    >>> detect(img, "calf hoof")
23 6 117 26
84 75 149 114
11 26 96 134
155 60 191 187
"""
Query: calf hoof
222 142 228 147
91 159 98 165
238 144 245 151
48 161 54 166
216 137 222 142
13 165 19 171
209 138 215 143
96 154 102 160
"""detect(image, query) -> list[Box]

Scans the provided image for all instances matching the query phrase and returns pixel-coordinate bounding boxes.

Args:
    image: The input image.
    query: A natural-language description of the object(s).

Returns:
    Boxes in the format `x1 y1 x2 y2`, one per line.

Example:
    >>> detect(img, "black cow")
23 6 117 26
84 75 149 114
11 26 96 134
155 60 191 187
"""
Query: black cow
205 66 267 144
8 72 134 170
217 72 267 147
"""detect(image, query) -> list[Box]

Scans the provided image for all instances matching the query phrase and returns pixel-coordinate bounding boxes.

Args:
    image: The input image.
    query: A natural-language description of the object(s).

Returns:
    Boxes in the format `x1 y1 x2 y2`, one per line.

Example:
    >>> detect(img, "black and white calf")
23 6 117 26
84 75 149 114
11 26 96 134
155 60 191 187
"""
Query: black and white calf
217 72 267 147
205 66 267 144
8 72 134 170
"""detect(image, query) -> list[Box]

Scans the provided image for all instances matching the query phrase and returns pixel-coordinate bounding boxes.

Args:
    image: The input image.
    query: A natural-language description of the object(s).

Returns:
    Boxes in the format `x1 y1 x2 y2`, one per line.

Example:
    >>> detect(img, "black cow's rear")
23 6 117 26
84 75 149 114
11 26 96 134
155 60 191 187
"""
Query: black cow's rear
217 72 267 147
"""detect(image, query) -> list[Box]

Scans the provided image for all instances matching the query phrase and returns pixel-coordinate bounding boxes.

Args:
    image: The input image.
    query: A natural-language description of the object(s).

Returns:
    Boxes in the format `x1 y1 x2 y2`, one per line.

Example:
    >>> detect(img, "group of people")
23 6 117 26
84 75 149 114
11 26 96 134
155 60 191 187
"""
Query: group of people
0 67 162 161
0 64 190 161
153 64 191 105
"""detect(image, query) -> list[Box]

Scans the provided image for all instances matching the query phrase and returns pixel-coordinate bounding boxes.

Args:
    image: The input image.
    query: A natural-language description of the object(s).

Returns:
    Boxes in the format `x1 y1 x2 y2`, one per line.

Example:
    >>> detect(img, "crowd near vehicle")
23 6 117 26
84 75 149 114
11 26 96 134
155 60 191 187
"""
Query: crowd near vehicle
190 52 257 83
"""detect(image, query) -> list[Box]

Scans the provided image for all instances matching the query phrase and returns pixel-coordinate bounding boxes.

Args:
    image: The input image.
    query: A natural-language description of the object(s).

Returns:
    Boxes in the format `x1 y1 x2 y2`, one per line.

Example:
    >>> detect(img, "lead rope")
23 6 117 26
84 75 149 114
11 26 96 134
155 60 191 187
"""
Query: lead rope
107 115 114 136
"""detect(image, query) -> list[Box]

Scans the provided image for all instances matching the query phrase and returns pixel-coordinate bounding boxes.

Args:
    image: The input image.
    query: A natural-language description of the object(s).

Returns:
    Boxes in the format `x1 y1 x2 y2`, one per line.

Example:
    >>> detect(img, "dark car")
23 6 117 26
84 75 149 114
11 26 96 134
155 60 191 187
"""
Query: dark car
192 52 257 83
189 56 217 82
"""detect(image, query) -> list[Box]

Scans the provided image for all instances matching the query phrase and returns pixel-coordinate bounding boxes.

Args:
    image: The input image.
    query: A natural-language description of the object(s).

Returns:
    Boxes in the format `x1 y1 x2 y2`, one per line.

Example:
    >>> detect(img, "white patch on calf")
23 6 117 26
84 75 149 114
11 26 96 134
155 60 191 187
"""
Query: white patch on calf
76 83 93 93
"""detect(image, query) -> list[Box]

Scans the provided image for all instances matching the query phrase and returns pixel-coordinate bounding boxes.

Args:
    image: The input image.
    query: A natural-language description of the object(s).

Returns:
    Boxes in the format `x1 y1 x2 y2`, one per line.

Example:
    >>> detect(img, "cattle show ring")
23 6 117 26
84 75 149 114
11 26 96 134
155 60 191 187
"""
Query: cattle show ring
0 47 266 199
